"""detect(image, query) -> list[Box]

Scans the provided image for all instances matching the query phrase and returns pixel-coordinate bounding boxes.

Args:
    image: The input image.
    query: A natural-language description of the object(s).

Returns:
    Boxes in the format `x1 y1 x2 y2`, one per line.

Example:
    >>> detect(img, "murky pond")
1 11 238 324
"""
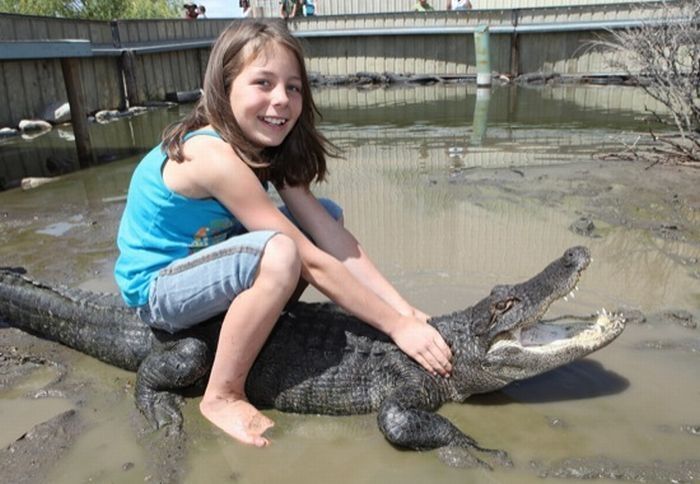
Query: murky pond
1 84 699 483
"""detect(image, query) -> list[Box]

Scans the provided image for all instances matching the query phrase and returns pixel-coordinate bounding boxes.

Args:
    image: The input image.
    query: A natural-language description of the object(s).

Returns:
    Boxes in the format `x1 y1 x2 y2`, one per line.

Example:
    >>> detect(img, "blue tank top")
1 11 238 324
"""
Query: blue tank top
114 130 240 306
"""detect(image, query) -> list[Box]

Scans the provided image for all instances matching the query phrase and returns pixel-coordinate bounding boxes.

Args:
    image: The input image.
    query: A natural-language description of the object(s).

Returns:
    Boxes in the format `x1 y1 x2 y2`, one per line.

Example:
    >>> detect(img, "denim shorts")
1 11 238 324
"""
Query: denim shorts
136 198 342 333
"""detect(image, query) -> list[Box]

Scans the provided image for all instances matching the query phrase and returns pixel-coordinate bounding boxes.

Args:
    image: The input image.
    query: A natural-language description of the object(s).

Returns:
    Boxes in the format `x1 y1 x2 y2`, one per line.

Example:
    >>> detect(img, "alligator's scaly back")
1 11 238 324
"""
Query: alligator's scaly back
0 268 155 371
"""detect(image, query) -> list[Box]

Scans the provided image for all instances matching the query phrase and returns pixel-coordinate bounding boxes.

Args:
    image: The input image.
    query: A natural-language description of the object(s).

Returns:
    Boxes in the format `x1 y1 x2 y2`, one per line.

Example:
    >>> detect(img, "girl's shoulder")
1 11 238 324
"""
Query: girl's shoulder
183 128 222 142
165 129 246 198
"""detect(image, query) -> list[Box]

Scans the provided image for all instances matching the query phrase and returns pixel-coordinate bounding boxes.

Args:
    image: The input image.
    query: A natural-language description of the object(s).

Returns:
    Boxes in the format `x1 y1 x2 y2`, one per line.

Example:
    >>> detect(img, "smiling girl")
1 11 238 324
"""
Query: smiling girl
114 20 452 447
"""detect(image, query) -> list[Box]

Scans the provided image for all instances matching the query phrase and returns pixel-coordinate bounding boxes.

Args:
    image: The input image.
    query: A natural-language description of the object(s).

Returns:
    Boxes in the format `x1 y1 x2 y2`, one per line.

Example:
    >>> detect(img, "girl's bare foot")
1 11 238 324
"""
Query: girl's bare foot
200 395 274 447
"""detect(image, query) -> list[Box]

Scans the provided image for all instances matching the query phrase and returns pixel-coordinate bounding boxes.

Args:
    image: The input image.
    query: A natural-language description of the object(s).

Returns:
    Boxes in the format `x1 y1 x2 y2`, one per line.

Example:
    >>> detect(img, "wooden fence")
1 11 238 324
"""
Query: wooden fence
0 1 677 128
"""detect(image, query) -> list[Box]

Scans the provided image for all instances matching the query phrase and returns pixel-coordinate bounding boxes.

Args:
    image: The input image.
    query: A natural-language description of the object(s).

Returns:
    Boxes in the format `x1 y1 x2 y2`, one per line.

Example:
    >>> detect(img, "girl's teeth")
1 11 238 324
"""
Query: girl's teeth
263 117 285 125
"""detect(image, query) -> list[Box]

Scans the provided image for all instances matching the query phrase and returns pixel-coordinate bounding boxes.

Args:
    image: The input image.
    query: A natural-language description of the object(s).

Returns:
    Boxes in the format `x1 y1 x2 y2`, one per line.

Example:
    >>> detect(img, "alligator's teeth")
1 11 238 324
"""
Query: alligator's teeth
564 296 569 302
575 285 579 291
569 291 576 299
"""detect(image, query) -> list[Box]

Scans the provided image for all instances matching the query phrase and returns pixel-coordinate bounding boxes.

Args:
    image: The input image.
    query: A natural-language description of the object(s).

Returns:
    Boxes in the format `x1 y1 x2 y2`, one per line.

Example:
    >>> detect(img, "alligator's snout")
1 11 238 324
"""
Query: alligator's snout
563 246 591 271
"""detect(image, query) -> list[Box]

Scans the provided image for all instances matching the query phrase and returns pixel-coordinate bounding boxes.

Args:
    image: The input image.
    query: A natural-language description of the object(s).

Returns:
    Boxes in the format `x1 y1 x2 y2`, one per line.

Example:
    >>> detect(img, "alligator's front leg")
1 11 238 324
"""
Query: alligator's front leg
377 381 512 469
135 337 211 432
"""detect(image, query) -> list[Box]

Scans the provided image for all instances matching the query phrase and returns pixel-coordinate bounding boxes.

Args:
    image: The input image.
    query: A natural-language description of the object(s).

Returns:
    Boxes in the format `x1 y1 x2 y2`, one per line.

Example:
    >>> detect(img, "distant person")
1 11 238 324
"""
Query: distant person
197 5 207 18
183 3 199 19
446 0 472 10
240 0 253 17
302 0 316 16
413 0 434 11
280 0 302 19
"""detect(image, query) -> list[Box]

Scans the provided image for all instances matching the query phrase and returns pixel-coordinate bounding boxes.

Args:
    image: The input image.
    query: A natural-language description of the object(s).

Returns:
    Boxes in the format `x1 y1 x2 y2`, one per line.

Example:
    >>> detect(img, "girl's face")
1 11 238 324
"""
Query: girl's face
229 42 303 149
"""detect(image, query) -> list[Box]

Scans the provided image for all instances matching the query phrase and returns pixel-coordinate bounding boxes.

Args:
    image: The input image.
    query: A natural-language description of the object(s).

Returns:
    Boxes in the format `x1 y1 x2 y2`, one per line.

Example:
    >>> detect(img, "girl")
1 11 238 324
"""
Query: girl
114 19 452 447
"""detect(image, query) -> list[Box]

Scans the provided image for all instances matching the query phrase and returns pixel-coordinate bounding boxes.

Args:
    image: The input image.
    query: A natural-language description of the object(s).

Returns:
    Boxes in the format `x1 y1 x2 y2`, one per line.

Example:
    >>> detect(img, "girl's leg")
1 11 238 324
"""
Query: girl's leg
199 233 301 446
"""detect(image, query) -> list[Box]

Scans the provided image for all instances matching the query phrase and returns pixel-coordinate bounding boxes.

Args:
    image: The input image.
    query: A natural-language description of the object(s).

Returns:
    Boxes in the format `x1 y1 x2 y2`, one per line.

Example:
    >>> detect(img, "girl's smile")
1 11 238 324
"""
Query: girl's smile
230 42 303 148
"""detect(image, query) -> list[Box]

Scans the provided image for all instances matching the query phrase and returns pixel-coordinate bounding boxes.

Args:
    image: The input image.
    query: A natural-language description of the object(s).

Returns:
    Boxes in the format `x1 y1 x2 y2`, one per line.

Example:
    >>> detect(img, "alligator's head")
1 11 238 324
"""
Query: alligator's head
436 246 626 399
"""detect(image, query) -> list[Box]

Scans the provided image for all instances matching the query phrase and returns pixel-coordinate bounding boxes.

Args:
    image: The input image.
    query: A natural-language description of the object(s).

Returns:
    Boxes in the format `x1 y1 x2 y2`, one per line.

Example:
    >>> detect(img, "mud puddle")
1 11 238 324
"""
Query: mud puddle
0 84 699 483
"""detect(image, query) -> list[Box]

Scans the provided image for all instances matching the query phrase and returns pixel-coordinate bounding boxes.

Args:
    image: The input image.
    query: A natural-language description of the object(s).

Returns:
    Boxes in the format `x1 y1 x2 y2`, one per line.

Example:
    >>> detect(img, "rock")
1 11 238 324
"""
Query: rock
56 129 75 142
94 109 143 124
40 101 71 124
21 130 51 141
516 72 561 84
569 216 599 237
21 177 61 191
662 309 696 329
620 309 646 325
127 106 148 116
0 127 19 138
18 119 52 132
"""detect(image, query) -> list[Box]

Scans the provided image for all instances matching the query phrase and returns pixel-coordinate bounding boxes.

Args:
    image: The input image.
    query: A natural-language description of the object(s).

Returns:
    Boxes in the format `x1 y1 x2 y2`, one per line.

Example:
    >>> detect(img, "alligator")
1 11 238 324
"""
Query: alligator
0 246 625 467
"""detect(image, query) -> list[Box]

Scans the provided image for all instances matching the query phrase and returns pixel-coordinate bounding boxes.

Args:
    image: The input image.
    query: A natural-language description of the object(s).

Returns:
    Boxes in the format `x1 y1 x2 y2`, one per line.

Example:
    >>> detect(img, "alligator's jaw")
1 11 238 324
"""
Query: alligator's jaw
485 310 626 381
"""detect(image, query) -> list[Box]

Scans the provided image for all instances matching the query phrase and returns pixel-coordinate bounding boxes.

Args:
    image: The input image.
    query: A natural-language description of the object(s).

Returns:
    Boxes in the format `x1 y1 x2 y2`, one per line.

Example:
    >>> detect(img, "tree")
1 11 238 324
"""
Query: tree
0 0 180 20
596 0 700 166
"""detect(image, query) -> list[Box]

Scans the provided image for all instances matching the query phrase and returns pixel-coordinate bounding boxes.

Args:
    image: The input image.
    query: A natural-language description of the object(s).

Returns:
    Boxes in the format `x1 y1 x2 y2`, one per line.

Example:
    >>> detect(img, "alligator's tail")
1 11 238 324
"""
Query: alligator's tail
0 268 153 371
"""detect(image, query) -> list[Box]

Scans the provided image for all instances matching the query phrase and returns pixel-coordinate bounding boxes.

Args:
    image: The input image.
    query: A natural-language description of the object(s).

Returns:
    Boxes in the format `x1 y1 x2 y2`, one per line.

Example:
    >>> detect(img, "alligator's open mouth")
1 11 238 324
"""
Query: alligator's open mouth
485 306 626 381
497 309 626 353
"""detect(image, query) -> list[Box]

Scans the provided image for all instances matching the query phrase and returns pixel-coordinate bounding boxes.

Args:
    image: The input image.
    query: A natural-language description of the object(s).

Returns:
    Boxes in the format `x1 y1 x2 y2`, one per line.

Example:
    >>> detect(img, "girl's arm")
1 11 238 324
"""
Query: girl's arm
278 184 428 321
178 137 451 376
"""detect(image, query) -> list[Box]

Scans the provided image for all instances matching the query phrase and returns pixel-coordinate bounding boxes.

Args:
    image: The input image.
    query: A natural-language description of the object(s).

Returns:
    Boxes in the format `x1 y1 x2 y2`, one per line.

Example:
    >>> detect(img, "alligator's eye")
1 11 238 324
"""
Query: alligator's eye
494 298 517 312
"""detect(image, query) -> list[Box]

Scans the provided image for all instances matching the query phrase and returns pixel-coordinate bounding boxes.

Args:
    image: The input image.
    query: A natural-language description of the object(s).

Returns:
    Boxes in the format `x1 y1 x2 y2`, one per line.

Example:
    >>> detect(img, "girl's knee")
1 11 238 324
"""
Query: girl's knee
259 233 301 284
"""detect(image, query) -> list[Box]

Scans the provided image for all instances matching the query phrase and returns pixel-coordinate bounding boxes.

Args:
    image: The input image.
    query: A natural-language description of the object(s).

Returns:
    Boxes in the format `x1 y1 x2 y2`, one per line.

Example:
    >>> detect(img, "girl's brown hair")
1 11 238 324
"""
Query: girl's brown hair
162 19 336 187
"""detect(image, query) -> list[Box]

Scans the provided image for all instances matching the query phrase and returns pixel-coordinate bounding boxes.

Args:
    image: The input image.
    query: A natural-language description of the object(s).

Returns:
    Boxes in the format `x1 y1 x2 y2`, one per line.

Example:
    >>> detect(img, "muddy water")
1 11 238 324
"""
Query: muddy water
1 84 699 483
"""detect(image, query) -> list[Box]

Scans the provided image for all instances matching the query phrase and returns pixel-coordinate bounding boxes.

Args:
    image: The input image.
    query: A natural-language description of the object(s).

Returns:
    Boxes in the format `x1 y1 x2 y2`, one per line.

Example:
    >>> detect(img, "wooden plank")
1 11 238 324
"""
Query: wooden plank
61 57 94 168
0 59 14 126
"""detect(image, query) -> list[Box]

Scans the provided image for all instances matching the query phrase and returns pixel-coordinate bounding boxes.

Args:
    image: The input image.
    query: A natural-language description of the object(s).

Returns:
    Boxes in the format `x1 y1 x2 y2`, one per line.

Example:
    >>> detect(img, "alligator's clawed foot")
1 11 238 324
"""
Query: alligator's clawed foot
437 444 512 469
136 388 184 434
151 392 185 432
133 337 211 433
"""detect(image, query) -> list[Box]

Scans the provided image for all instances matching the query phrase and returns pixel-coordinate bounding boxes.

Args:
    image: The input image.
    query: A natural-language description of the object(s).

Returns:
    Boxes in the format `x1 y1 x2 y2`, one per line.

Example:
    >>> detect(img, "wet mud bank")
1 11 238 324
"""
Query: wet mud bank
440 159 700 278
2 160 699 483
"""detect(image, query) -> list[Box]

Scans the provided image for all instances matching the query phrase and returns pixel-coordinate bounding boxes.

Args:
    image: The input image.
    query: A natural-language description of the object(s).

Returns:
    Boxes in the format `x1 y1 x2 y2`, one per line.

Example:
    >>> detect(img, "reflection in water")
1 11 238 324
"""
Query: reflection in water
470 87 491 146
0 85 664 189
0 104 190 190
0 84 698 484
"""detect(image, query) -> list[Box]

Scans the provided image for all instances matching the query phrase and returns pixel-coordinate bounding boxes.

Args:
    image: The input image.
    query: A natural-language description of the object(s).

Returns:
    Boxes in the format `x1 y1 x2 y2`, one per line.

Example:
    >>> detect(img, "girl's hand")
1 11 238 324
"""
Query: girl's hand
391 317 452 377
396 305 429 324
410 307 430 324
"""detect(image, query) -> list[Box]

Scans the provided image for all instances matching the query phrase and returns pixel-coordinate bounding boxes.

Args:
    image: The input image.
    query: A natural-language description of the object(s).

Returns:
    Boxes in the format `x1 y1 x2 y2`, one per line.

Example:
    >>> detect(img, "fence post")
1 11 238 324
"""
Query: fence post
474 25 491 87
121 50 139 107
60 57 94 168
510 9 520 77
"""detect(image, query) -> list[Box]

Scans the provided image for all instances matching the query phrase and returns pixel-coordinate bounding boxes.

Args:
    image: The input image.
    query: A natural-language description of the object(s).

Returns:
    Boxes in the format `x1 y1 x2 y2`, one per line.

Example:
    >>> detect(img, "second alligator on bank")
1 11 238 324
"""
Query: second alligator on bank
0 246 626 467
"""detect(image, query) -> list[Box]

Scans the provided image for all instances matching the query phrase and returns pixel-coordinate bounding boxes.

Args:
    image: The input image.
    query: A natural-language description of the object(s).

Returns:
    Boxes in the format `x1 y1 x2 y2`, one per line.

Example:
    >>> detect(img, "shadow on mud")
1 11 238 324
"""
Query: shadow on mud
471 359 629 405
